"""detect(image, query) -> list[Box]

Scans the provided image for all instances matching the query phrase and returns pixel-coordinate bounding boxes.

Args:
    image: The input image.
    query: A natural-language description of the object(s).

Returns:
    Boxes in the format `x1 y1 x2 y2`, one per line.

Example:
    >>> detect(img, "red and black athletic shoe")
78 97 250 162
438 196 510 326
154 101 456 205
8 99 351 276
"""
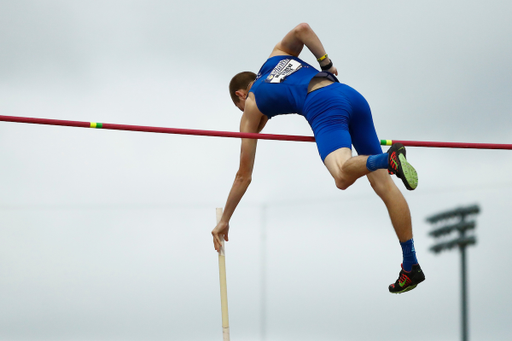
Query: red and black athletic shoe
387 143 418 190
388 264 425 294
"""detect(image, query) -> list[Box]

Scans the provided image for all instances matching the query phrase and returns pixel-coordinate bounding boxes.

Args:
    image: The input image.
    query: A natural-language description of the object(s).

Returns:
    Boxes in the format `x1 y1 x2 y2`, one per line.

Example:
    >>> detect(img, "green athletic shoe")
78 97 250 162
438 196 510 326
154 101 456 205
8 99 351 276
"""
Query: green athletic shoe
389 264 425 294
387 143 418 190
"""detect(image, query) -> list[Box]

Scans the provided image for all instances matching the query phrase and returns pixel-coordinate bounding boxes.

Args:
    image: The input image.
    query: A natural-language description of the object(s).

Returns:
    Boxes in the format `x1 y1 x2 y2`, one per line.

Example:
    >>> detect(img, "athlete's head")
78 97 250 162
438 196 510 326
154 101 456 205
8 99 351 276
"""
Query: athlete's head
229 71 256 111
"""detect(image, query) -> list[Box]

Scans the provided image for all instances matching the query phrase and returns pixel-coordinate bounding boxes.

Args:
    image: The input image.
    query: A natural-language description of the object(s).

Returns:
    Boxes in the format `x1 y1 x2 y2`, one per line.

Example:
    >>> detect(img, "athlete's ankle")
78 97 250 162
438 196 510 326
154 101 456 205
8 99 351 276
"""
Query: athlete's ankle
366 153 389 172
400 238 418 272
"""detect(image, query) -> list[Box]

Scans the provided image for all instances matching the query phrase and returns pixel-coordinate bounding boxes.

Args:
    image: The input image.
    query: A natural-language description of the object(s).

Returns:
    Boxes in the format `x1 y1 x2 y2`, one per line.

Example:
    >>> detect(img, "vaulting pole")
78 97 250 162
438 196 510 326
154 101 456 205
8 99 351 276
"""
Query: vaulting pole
1 115 511 150
216 208 230 341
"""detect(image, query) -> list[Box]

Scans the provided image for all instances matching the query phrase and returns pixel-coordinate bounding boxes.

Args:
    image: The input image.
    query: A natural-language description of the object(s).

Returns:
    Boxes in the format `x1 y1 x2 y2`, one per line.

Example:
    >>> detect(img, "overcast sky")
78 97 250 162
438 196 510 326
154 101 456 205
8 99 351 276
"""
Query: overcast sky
1 1 511 341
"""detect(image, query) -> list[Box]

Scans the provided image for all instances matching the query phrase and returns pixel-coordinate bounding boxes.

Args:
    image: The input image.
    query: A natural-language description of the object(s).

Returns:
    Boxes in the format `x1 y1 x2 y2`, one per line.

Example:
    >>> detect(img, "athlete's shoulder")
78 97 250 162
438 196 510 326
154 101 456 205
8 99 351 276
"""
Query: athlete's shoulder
240 96 265 133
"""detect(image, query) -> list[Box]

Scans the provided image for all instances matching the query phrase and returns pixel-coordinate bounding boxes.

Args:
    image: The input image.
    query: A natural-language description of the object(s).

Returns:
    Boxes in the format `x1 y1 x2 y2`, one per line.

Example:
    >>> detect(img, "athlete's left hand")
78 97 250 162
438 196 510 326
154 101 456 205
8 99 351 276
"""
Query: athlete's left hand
328 65 338 76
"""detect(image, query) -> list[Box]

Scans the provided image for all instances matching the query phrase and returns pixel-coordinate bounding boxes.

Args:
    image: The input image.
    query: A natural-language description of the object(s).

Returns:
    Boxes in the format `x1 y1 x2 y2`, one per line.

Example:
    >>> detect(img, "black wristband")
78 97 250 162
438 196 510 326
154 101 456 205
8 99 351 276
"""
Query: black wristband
320 60 333 71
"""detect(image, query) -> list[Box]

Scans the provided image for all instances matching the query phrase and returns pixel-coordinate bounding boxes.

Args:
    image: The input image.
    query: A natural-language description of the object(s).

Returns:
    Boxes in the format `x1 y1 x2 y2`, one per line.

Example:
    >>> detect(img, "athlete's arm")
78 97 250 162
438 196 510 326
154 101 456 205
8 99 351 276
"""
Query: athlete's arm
211 95 267 251
270 23 338 75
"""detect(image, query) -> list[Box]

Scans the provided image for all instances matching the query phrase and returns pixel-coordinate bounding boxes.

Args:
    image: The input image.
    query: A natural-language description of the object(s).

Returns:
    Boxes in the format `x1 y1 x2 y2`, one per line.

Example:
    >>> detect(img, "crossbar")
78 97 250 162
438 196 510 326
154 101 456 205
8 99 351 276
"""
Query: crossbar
1 115 511 150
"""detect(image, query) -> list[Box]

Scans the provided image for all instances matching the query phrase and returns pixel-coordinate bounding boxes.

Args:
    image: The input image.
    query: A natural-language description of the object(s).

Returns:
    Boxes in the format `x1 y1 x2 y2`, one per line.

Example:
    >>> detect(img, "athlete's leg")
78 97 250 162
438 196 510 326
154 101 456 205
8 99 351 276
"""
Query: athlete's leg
367 168 425 293
309 83 424 292
337 85 424 292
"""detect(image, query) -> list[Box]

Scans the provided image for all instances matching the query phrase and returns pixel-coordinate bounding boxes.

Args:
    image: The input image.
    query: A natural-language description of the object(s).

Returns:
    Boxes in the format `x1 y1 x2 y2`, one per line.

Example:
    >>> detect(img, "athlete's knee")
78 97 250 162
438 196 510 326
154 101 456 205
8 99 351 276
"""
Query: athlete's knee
335 175 354 190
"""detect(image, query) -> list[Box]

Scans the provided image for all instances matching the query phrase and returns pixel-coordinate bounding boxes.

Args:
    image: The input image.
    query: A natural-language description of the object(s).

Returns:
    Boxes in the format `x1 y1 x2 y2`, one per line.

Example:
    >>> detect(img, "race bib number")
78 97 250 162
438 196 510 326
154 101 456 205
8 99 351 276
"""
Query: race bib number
266 59 302 83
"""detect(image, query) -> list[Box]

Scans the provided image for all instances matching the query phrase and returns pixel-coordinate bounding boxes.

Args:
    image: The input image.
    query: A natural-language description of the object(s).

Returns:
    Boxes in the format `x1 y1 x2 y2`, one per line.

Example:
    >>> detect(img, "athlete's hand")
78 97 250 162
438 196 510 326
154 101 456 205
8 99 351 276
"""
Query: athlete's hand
328 65 338 76
212 220 230 252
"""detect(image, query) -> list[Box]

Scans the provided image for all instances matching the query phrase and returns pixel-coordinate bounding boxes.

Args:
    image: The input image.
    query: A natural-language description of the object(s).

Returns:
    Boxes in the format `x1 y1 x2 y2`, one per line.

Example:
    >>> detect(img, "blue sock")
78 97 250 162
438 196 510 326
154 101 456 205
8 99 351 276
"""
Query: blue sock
366 153 389 172
400 239 418 272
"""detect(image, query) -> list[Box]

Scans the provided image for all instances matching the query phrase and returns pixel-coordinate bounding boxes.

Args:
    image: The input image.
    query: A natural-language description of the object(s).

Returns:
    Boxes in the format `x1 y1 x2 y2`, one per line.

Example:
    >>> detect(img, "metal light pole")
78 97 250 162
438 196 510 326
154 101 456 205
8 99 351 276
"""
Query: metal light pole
426 204 480 341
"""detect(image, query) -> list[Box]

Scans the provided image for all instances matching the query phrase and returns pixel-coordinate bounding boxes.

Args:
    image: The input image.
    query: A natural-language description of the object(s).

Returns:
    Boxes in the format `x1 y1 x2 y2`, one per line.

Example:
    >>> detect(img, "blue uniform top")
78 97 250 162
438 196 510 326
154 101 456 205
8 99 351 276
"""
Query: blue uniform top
249 55 321 118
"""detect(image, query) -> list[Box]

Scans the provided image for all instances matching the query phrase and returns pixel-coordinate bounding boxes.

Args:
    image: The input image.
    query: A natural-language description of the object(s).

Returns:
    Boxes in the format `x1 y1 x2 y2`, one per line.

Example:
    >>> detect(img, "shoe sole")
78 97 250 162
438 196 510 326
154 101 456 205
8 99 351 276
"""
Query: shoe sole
398 154 418 190
390 284 418 294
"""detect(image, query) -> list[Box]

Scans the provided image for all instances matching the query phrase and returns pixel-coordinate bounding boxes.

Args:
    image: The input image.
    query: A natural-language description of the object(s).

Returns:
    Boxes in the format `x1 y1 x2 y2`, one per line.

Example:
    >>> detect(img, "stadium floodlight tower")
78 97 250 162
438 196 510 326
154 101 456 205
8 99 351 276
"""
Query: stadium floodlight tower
426 204 480 341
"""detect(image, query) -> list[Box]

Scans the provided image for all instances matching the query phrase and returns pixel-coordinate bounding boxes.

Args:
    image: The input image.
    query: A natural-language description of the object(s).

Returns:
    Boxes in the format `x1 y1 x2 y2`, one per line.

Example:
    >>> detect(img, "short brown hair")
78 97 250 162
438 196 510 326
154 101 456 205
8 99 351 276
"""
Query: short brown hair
229 71 257 106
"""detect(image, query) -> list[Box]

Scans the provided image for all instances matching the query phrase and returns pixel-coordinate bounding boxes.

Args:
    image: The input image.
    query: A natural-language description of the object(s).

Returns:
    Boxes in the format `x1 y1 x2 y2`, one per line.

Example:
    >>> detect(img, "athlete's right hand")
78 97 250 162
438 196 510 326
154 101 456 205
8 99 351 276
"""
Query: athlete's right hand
328 65 338 76
212 221 230 252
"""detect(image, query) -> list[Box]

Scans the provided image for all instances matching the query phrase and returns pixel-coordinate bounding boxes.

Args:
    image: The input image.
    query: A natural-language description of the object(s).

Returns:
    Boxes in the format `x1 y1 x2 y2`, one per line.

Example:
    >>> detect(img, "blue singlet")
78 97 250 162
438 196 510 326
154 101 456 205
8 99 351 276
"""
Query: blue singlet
250 55 382 161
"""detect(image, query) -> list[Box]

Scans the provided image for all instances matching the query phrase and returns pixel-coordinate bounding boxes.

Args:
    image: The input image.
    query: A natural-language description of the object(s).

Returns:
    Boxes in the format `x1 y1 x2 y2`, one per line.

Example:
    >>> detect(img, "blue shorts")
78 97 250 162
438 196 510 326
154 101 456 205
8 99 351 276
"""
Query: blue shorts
303 83 382 161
